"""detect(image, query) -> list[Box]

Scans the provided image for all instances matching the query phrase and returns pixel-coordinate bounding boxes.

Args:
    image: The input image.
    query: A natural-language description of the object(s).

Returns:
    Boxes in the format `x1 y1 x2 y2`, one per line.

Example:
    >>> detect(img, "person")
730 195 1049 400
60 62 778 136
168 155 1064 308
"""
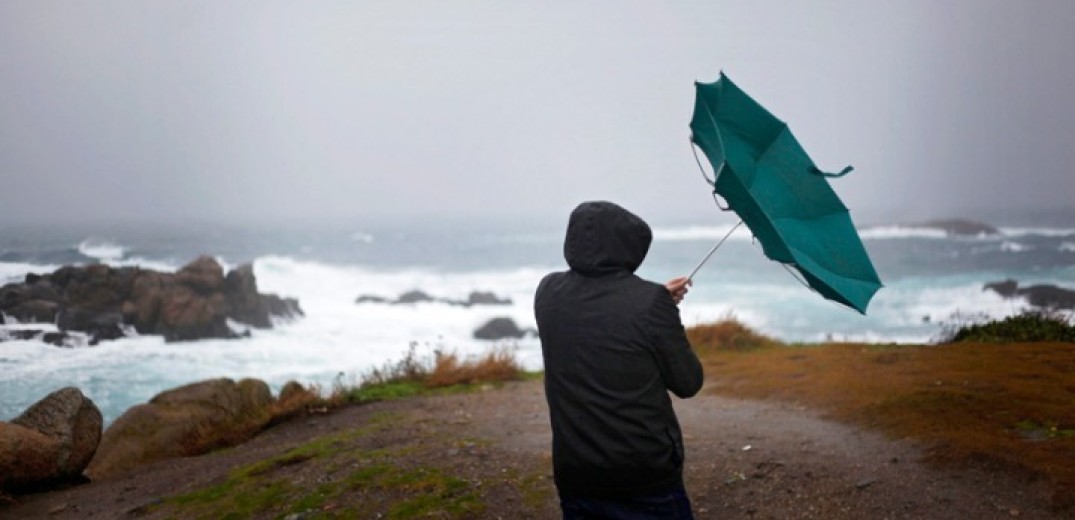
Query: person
534 200 704 519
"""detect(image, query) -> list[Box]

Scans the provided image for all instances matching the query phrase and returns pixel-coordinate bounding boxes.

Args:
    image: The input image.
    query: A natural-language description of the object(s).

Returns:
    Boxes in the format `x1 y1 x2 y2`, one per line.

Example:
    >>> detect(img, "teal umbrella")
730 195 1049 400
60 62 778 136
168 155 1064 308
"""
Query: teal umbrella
688 72 882 314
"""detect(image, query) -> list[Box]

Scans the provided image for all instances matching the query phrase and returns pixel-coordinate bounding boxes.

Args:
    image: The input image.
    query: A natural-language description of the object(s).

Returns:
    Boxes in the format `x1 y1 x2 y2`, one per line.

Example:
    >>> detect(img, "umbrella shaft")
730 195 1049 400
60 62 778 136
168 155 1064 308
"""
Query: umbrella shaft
687 219 743 281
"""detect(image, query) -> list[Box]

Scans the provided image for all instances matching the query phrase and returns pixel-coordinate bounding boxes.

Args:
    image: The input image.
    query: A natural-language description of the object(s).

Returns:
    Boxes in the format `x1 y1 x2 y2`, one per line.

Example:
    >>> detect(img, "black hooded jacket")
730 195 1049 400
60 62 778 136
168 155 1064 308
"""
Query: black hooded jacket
534 201 704 498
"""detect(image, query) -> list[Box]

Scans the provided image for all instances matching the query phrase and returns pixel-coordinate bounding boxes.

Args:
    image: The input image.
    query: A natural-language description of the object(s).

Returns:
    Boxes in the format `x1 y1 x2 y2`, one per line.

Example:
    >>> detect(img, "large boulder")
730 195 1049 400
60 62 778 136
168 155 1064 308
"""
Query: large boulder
0 424 61 492
176 255 225 294
6 299 60 322
86 378 275 479
0 387 102 492
157 285 234 341
223 263 303 328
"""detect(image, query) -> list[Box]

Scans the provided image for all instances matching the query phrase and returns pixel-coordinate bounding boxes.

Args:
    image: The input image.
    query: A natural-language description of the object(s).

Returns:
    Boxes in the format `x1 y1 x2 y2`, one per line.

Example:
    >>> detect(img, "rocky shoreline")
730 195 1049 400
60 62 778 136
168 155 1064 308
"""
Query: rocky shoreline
1 378 316 498
0 256 302 345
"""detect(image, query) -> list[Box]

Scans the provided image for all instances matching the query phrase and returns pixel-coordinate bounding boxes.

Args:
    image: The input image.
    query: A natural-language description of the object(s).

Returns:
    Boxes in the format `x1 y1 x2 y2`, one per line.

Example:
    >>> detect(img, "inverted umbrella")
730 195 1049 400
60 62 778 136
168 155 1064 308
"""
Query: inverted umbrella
688 72 882 314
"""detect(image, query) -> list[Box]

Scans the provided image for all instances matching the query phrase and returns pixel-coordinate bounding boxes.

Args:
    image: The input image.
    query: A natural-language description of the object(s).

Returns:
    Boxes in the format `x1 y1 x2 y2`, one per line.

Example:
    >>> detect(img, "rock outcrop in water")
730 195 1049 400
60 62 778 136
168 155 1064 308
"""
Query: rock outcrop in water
0 387 102 493
473 317 536 340
984 279 1075 310
0 256 303 344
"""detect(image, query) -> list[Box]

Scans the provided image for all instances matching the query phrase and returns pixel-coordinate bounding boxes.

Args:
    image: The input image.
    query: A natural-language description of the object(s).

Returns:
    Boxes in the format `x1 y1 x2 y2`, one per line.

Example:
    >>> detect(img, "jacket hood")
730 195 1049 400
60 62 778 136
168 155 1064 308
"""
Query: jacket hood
563 201 652 275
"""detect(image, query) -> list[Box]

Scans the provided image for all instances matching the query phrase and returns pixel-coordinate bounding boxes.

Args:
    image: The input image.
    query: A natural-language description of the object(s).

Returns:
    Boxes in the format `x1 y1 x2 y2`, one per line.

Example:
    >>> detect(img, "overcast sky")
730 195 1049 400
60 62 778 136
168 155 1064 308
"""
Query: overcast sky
2 1 1073 227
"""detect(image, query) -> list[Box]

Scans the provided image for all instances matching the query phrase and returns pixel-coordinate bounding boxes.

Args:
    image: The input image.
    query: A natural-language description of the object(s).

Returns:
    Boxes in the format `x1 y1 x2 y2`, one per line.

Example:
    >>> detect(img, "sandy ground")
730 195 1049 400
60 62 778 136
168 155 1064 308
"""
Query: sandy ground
2 379 1065 519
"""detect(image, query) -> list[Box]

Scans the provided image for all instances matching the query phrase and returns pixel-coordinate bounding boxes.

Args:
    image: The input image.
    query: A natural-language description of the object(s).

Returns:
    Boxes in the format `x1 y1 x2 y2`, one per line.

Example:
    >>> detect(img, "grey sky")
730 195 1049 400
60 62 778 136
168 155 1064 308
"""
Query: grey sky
2 1 1073 226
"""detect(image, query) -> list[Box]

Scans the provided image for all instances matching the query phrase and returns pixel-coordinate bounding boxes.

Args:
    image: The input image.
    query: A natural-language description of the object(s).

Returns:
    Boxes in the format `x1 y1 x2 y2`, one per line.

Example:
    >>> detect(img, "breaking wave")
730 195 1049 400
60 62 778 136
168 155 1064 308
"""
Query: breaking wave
77 238 128 262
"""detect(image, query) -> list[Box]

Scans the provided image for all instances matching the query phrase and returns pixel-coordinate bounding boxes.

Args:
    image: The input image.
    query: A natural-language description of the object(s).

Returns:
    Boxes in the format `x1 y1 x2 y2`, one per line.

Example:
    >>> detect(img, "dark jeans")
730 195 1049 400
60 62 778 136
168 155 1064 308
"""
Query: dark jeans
559 486 695 520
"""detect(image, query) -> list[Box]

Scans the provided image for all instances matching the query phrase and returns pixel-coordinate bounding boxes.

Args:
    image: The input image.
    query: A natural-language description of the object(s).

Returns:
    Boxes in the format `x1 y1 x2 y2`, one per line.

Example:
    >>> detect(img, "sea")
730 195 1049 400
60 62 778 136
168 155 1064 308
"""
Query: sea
2 213 1074 424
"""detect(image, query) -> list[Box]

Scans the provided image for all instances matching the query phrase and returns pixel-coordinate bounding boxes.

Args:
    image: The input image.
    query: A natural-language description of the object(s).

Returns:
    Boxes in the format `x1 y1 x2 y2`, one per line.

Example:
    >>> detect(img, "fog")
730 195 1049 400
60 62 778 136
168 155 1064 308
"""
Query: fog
2 1 1073 227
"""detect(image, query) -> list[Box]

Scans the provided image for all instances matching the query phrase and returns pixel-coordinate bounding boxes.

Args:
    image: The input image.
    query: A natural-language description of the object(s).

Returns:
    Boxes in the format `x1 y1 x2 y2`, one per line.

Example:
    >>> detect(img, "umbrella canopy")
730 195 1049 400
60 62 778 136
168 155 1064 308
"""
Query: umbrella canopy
689 72 882 314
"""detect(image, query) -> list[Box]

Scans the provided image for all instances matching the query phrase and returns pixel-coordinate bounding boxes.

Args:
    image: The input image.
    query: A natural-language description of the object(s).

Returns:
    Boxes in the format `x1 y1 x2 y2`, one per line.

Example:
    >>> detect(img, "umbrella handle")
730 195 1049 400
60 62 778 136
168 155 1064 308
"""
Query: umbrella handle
687 220 744 282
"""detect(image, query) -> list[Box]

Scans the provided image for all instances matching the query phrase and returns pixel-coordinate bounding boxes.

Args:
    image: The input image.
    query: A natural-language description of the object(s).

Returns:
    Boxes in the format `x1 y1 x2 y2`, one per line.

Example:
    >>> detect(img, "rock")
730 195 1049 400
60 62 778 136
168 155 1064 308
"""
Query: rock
984 280 1075 310
7 299 59 322
0 387 102 493
1 257 301 344
175 256 225 294
124 271 169 334
223 263 271 328
355 294 389 304
397 290 436 304
41 332 77 347
0 423 61 492
279 380 309 402
157 285 235 341
356 289 512 307
261 294 303 320
0 284 30 310
223 263 303 328
910 218 1000 236
57 307 125 345
0 330 78 347
474 317 533 340
466 291 512 306
1019 284 1075 310
87 378 276 479
984 279 1019 298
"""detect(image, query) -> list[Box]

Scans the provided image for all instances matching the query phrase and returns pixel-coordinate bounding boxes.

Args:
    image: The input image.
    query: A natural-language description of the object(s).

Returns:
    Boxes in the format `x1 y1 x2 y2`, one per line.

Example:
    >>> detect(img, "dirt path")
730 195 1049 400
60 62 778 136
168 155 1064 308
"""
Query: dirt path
3 380 1064 519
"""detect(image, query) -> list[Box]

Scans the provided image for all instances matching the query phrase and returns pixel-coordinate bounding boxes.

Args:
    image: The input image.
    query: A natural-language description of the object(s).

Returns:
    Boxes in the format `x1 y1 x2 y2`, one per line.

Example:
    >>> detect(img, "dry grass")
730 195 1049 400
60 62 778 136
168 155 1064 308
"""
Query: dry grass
686 316 781 352
426 347 524 388
342 344 526 403
688 318 1075 510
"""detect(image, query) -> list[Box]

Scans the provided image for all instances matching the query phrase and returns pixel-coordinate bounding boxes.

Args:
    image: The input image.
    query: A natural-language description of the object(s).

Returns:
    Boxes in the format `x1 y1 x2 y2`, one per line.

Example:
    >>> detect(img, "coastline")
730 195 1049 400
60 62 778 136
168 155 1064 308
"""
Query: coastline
5 340 1072 519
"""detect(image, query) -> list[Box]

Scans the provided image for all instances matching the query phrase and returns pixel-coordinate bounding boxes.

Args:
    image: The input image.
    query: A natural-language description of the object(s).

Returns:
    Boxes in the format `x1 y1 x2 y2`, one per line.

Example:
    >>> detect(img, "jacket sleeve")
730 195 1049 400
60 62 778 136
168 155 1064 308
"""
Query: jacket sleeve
643 288 704 398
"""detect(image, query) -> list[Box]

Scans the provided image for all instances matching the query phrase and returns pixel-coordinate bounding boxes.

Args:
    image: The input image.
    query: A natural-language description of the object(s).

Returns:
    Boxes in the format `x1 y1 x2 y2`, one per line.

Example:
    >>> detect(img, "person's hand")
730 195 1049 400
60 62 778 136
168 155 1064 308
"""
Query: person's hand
665 276 692 304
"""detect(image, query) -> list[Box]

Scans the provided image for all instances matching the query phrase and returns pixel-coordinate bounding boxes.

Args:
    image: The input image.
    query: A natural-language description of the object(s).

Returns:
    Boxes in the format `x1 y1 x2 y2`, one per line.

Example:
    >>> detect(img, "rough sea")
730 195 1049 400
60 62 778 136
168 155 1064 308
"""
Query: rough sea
2 213 1074 424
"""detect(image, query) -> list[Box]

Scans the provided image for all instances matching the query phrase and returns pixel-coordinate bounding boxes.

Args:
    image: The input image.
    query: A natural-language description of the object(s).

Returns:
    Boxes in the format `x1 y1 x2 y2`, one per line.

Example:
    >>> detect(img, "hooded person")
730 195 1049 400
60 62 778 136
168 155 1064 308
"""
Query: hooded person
534 200 704 519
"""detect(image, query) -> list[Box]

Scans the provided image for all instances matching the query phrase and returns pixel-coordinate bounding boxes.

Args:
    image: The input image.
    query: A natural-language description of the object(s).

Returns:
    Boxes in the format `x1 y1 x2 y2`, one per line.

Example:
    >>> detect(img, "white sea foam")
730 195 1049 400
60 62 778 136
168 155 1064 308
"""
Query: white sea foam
999 227 1075 238
1000 241 1032 253
1 261 59 284
77 238 128 262
1059 242 1075 253
857 226 949 240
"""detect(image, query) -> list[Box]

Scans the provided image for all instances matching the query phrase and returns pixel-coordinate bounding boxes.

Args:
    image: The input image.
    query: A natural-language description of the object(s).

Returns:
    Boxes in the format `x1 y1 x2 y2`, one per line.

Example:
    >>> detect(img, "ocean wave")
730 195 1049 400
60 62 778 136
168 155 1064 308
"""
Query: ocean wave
1060 242 1075 253
0 261 60 284
999 241 1032 253
77 238 128 262
999 227 1075 238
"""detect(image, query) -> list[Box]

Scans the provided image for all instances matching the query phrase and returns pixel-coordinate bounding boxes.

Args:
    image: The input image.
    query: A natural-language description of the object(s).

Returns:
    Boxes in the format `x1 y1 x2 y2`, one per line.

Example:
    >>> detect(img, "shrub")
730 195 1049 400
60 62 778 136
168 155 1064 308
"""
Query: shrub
942 310 1075 343
686 316 781 353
